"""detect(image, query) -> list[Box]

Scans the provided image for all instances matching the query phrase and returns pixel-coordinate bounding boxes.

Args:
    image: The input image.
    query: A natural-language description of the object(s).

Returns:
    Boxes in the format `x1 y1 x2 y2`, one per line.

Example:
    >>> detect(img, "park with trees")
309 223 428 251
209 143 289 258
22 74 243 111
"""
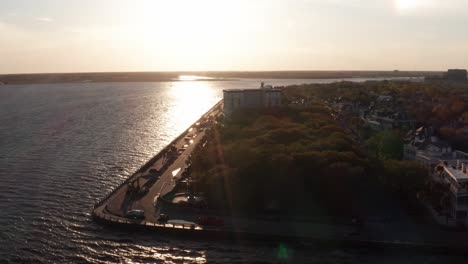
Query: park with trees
189 86 430 219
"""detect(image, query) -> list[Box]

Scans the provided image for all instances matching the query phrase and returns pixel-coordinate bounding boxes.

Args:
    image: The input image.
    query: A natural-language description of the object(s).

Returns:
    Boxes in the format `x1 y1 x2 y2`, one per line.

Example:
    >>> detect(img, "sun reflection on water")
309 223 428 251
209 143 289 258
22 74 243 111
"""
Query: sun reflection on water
178 75 213 81
116 245 207 263
168 81 219 134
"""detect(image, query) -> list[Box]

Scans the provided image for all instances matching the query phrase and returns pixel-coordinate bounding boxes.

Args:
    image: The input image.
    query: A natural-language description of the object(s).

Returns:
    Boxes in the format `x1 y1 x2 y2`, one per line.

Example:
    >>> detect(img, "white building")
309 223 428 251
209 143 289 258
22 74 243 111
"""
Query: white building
405 127 468 226
223 84 282 116
404 139 454 170
434 161 468 225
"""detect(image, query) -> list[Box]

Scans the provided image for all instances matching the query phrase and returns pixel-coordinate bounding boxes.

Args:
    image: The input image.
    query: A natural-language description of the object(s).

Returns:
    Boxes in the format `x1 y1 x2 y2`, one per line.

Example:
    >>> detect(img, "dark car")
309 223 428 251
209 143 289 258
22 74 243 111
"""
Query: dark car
149 169 159 175
197 216 224 226
126 210 145 220
158 214 169 223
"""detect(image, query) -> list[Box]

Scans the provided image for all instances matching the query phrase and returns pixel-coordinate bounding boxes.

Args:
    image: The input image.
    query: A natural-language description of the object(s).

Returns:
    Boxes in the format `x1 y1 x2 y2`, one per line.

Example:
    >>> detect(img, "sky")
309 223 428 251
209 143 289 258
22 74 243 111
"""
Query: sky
1 0 468 74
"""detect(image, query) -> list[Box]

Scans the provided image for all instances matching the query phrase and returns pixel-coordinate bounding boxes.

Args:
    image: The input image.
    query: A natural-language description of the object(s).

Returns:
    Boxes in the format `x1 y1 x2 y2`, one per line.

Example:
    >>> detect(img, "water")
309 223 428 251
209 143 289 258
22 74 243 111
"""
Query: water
0 78 454 263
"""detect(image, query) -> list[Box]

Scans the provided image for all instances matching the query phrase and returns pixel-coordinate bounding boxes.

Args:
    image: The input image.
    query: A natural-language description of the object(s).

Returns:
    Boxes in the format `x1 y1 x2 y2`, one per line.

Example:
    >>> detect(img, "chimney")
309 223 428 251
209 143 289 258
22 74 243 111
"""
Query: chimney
462 163 466 173
457 160 461 169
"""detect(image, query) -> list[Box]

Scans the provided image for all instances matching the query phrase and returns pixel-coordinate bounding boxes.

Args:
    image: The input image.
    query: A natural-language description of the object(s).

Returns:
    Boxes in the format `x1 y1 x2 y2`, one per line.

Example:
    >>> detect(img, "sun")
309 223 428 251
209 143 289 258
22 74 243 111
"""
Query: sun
395 0 420 10
132 0 245 67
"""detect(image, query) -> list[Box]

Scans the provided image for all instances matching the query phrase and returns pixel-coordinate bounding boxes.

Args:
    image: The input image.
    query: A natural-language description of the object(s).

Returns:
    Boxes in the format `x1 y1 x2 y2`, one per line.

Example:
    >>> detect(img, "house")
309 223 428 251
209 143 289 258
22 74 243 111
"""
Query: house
362 94 414 131
288 98 312 108
377 95 393 102
403 127 456 170
405 127 468 226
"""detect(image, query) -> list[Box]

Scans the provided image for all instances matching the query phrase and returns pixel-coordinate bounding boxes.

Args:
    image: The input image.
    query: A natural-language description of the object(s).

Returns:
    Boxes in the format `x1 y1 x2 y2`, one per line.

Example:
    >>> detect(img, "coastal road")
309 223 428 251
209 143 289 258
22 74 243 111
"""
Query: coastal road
137 125 208 222
94 101 222 223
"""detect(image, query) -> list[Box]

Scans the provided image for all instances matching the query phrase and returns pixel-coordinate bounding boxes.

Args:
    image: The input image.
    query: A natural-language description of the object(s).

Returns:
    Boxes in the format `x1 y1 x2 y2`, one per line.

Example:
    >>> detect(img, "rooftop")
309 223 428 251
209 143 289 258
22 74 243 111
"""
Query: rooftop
444 166 468 183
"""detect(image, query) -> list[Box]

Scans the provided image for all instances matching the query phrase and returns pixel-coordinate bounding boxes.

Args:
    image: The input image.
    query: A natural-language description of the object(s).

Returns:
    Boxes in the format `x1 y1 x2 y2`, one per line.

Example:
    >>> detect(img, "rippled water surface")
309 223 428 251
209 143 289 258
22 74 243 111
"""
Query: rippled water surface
0 78 455 263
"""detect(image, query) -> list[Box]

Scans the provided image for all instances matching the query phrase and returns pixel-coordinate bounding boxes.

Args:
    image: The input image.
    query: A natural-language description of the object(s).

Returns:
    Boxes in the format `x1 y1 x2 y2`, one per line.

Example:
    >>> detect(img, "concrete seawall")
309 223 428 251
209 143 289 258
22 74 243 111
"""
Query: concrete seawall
92 210 467 254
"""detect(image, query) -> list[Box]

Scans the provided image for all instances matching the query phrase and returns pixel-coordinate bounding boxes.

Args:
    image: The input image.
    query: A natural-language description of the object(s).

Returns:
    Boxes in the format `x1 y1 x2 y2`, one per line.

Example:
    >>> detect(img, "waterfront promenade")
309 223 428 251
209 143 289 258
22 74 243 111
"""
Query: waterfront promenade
93 100 223 228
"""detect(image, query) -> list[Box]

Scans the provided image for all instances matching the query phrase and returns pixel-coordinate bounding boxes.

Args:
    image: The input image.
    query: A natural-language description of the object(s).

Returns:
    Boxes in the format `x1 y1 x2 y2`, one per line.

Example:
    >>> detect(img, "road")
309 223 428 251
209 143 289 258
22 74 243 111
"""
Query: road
94 101 223 222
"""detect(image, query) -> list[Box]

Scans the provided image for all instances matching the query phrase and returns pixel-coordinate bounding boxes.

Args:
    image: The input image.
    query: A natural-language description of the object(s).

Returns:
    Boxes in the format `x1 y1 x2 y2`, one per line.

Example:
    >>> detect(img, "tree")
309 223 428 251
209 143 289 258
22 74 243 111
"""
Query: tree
366 131 403 160
382 160 427 196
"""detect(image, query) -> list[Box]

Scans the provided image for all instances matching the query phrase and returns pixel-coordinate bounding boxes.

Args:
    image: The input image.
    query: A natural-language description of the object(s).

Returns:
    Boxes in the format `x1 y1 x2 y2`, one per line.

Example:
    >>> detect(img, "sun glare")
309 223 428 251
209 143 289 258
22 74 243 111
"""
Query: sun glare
396 0 418 10
179 75 199 81
136 0 243 57
395 0 437 11
118 0 244 70
178 75 211 81
168 81 217 133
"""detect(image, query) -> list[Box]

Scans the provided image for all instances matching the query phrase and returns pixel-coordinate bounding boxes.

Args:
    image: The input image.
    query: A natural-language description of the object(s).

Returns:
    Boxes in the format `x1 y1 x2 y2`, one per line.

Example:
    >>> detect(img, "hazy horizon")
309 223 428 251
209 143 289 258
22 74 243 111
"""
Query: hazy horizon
0 70 444 76
1 0 468 74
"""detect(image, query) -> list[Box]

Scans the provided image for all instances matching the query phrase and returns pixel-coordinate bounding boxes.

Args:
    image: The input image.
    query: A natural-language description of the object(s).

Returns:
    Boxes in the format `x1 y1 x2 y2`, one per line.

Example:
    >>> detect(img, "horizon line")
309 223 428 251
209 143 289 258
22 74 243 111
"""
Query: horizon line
0 69 446 76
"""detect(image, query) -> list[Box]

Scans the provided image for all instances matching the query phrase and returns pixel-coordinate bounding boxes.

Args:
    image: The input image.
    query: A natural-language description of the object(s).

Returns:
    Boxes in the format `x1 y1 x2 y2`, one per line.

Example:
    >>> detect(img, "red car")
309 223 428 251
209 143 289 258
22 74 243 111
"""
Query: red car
197 216 224 226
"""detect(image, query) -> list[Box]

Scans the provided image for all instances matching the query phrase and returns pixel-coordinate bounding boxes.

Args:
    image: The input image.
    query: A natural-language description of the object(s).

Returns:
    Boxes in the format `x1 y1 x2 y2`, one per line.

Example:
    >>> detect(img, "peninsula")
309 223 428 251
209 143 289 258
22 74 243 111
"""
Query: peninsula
94 78 468 253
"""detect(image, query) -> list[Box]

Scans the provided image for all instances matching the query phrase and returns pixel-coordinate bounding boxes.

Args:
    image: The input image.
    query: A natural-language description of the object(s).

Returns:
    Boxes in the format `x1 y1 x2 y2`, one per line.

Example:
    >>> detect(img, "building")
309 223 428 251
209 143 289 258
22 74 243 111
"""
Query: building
364 111 414 131
223 84 282 116
445 69 467 82
405 127 468 226
377 95 393 102
433 161 468 226
361 94 414 131
425 69 468 82
403 137 454 170
404 127 457 170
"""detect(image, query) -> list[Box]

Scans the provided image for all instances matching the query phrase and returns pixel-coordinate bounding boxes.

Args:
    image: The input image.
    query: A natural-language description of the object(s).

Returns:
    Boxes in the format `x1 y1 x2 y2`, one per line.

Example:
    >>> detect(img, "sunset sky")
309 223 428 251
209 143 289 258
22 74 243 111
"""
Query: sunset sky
1 0 468 73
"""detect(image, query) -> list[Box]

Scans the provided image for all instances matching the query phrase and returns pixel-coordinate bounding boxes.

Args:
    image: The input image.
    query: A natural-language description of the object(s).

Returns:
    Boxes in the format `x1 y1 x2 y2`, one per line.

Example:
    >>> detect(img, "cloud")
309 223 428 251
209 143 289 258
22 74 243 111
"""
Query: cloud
36 17 54 22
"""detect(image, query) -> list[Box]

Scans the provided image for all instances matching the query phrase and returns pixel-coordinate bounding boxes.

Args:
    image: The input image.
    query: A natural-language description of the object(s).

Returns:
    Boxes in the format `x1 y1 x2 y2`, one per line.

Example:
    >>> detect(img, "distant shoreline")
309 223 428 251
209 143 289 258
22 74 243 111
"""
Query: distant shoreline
0 71 439 85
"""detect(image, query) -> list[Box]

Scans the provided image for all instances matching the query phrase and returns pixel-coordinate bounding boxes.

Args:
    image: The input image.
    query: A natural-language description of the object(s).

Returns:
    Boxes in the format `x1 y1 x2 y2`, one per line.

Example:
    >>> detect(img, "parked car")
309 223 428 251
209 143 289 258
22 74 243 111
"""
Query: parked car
149 169 160 177
126 210 145 219
153 195 160 207
158 214 169 223
197 216 224 226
